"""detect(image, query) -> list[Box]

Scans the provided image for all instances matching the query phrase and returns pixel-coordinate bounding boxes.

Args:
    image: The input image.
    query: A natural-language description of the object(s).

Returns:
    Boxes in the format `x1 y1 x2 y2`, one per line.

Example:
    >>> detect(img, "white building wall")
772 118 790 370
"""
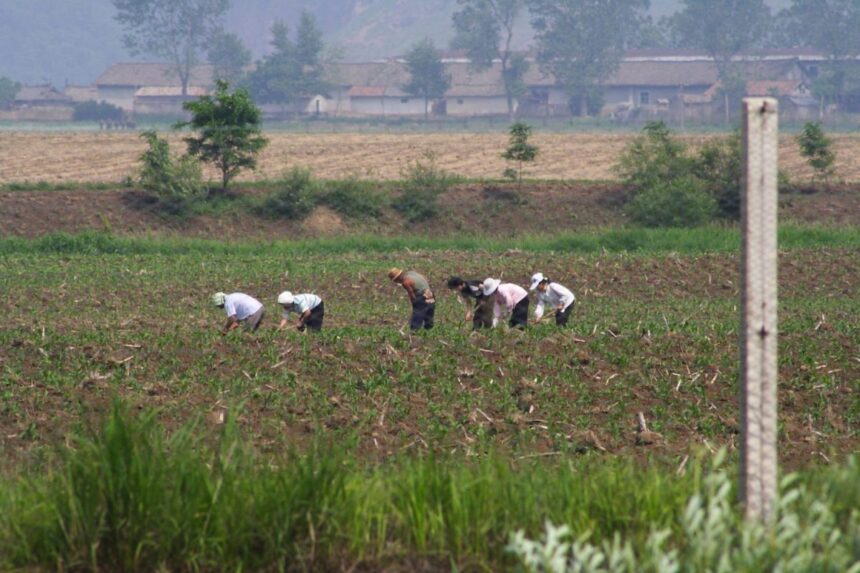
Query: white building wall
446 96 511 116
350 96 427 116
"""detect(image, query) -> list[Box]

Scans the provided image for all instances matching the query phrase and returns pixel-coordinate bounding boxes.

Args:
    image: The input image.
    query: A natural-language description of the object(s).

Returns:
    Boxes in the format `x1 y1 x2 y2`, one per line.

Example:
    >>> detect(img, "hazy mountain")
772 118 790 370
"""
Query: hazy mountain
0 0 792 87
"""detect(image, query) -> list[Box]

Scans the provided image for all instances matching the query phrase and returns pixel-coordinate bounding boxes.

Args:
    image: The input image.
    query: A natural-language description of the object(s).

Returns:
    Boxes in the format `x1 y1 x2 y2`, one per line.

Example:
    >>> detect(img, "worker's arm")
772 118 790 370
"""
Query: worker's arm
221 315 239 335
402 278 418 303
297 309 311 329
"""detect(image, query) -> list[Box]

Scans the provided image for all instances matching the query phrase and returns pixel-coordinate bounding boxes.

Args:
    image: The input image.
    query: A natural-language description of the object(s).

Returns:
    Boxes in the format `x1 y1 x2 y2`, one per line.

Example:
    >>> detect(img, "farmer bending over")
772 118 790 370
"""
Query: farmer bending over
389 268 435 331
482 278 529 329
447 276 493 330
530 272 576 326
277 291 325 332
211 292 265 335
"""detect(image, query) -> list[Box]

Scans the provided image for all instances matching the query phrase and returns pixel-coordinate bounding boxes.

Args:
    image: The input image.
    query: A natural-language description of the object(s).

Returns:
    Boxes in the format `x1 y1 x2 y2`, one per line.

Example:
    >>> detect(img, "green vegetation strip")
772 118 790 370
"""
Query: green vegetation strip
2 225 859 256
0 404 857 572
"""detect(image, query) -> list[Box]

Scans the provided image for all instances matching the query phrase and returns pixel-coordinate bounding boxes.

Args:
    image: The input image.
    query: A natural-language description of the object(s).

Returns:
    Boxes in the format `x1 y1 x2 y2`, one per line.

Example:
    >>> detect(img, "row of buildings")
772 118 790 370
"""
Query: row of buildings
2 49 831 123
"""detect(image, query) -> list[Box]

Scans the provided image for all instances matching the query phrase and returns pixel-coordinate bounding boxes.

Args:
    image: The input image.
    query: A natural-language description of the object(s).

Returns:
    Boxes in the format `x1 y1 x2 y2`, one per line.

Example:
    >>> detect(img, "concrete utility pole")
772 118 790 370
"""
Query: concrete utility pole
739 97 779 522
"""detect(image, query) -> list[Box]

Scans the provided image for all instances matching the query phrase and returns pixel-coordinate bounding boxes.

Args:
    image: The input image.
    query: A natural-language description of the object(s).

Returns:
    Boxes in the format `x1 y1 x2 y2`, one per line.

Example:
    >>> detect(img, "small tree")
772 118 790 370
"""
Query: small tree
502 122 538 182
176 79 268 192
797 122 836 182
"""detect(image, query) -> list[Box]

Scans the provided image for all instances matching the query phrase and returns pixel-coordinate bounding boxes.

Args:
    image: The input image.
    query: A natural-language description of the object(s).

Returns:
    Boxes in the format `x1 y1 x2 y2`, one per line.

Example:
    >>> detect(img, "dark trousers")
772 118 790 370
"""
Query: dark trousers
301 301 325 332
510 297 529 329
556 302 574 327
410 299 435 331
473 299 494 330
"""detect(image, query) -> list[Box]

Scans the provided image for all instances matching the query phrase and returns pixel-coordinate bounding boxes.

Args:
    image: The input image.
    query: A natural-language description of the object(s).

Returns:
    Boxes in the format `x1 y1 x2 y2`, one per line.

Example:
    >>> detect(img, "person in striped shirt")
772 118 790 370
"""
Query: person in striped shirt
277 291 325 332
529 272 576 327
482 278 529 329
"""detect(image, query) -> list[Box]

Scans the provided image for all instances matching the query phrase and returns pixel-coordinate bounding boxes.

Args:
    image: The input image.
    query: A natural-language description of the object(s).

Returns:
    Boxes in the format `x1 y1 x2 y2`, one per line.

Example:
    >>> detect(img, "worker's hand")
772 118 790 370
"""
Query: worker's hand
296 324 306 332
220 330 228 336
465 312 473 321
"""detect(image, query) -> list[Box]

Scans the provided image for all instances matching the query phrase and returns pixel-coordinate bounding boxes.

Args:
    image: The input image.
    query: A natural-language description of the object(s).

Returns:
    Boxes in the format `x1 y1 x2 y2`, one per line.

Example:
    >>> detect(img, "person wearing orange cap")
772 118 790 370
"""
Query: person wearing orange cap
389 267 436 331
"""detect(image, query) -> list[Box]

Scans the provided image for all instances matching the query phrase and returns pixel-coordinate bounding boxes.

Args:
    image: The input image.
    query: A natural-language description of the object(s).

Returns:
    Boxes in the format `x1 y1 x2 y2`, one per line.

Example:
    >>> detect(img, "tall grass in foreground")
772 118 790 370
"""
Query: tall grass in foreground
0 405 857 571
1 225 859 256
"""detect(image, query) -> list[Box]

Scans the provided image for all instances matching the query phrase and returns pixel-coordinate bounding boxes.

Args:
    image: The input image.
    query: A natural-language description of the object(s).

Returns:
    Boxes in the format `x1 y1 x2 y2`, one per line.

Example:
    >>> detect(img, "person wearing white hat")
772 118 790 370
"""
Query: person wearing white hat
482 277 529 329
529 273 575 326
277 291 325 332
211 292 265 335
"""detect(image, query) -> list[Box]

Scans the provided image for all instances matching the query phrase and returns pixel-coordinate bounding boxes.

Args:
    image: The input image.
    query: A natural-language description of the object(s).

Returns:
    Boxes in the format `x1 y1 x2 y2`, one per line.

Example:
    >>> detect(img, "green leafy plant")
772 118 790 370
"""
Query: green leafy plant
501 122 539 183
176 79 268 192
138 130 204 201
797 122 836 182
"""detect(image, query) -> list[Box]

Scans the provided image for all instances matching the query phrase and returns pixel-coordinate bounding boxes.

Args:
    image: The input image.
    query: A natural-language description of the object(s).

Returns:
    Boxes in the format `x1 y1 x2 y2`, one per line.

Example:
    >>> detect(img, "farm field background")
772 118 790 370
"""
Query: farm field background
5 131 860 183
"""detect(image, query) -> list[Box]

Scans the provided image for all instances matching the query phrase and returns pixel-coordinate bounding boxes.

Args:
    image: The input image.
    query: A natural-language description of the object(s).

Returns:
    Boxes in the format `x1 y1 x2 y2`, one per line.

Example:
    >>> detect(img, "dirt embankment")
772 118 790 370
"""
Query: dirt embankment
1 182 858 240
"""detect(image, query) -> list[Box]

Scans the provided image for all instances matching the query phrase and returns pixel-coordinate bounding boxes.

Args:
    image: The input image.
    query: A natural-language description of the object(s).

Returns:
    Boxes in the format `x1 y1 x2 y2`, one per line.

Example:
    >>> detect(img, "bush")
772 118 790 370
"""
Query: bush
138 131 204 201
692 132 742 219
616 121 692 191
625 176 717 228
392 155 456 223
256 167 319 220
73 100 124 122
320 178 384 219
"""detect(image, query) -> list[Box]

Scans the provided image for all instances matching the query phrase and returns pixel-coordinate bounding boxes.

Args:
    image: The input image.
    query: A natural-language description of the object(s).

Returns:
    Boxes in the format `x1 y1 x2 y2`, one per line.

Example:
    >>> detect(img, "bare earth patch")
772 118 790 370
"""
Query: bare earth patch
4 131 860 184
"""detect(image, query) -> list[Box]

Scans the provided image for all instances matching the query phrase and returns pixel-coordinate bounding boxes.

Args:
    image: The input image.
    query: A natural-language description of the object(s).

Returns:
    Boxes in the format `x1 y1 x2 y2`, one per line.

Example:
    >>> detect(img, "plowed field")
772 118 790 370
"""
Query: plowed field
4 131 860 183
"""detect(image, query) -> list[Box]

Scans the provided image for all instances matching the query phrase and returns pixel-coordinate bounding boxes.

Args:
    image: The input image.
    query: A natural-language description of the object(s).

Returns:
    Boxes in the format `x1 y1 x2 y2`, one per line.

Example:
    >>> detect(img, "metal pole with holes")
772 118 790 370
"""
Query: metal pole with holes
739 97 779 522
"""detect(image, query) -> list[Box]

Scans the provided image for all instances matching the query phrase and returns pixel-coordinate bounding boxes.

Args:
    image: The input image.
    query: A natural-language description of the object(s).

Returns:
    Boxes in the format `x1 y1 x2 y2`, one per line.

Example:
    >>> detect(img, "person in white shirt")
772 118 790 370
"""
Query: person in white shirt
211 292 265 335
277 291 325 332
529 272 575 327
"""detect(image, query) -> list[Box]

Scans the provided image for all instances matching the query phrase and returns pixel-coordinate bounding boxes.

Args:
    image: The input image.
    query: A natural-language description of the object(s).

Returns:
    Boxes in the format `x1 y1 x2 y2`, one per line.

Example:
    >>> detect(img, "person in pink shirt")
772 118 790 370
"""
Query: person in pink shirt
482 278 529 329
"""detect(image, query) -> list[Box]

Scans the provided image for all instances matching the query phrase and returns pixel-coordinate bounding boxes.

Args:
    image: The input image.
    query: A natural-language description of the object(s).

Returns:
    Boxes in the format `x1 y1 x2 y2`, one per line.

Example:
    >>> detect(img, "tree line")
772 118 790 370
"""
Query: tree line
66 0 860 119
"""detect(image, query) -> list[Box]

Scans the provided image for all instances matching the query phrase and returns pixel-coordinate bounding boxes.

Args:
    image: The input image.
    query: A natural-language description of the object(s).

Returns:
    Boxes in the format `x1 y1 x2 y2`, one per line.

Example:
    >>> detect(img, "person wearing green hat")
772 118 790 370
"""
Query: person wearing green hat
211 292 265 335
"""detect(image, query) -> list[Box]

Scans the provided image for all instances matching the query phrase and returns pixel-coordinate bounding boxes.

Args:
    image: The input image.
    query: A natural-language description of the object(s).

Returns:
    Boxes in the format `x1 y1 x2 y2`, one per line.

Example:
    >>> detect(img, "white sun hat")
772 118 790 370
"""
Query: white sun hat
529 272 545 291
211 292 226 307
482 278 501 296
277 291 294 305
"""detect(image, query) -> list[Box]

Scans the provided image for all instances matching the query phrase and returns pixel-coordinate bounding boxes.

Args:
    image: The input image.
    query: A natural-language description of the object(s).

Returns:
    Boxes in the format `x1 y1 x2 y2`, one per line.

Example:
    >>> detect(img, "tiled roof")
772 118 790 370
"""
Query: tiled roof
15 85 72 103
96 63 215 87
746 80 806 97
135 86 209 97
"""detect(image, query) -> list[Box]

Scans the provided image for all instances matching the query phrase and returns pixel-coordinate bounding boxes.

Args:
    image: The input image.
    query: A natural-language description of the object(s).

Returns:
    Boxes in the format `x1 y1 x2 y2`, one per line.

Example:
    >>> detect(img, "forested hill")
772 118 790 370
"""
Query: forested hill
1 0 787 87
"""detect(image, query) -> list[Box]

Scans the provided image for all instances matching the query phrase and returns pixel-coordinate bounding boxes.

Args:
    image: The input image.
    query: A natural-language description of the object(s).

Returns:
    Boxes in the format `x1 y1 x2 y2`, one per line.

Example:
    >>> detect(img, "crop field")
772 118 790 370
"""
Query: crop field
0 228 858 570
2 234 857 466
6 131 860 183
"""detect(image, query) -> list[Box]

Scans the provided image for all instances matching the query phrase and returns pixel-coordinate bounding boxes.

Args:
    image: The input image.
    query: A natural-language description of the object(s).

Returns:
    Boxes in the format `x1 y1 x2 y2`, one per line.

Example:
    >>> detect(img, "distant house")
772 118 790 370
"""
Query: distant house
134 86 209 116
95 63 214 112
7 85 74 120
346 86 427 116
